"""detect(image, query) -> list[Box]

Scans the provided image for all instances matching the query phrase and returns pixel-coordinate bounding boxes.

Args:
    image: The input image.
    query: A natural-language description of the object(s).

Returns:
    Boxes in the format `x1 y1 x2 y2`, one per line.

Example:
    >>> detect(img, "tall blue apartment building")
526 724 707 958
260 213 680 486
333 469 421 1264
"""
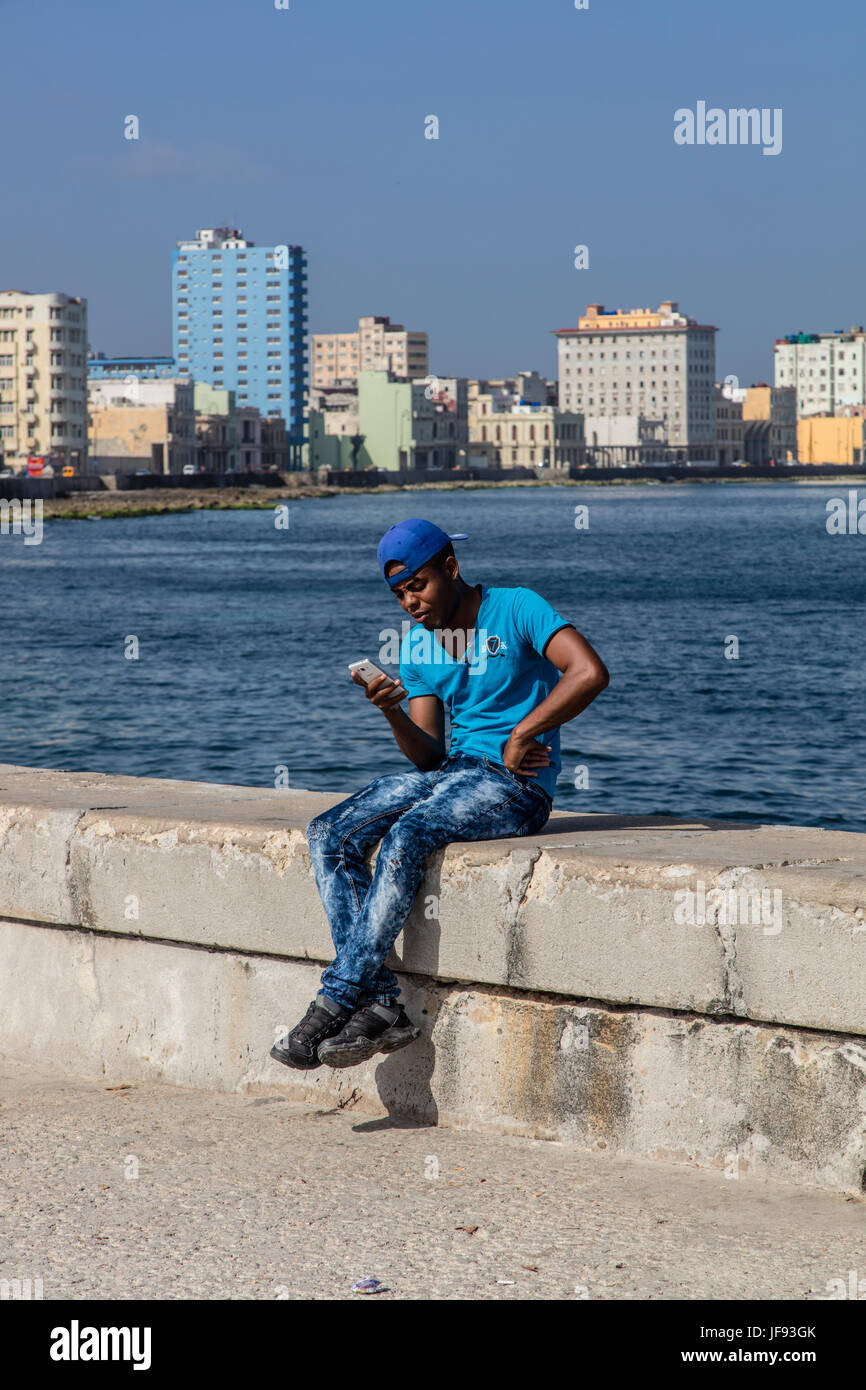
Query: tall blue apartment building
171 227 308 468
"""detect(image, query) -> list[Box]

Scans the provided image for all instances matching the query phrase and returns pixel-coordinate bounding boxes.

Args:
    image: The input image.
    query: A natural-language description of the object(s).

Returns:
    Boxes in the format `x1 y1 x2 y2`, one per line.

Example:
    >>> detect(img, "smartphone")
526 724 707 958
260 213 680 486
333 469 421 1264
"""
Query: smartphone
348 658 405 693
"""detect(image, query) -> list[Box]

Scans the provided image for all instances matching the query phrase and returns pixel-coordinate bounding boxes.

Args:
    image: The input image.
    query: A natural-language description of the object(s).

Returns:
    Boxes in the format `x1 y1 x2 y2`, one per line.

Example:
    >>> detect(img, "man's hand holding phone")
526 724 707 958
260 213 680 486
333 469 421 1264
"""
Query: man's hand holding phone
348 659 407 715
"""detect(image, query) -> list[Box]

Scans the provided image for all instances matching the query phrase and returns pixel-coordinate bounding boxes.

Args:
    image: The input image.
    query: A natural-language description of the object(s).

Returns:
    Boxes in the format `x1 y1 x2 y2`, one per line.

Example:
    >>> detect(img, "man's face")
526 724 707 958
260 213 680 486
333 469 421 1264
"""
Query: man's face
385 555 458 627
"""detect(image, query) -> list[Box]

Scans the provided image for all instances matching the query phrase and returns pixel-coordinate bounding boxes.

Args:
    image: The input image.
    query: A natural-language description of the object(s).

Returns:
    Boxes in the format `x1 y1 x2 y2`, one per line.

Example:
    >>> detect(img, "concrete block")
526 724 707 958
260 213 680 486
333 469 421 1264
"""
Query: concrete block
0 919 864 1194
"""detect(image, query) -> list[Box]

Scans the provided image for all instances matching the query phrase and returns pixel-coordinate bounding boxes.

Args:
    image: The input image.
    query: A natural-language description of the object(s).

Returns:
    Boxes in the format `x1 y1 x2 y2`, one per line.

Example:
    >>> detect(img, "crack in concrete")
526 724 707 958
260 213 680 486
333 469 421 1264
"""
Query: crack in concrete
504 848 543 988
710 912 745 1016
64 807 91 927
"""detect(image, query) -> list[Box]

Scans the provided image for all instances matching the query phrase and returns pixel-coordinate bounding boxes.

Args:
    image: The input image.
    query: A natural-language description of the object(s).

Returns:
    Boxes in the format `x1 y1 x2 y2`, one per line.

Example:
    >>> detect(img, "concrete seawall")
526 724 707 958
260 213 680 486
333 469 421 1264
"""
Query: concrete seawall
1 763 864 1193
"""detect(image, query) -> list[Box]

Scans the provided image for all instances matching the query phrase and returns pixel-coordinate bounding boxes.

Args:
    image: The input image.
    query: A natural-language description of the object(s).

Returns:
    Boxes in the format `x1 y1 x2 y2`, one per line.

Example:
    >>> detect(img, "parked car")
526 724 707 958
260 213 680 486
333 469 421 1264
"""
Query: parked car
182 464 196 475
134 469 153 477
61 465 75 478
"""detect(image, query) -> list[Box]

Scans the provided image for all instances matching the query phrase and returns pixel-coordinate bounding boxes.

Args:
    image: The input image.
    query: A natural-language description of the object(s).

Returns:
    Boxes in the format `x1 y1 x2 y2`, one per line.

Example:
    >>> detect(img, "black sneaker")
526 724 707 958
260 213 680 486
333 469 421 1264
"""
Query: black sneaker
317 1002 421 1069
270 995 354 1070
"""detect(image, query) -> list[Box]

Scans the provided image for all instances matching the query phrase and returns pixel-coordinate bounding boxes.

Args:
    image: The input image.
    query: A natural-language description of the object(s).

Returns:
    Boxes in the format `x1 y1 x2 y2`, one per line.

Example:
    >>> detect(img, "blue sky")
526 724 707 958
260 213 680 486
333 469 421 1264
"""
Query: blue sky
1 0 859 385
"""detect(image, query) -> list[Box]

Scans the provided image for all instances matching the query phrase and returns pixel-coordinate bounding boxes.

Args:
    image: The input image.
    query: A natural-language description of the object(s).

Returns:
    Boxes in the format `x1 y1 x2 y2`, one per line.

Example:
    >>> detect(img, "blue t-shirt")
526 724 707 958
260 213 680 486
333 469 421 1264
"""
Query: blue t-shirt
398 584 573 802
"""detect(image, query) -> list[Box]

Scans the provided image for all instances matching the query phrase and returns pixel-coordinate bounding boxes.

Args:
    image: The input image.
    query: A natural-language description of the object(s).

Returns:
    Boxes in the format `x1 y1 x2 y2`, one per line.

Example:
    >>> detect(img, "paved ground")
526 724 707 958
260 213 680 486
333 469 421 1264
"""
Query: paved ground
0 1059 863 1301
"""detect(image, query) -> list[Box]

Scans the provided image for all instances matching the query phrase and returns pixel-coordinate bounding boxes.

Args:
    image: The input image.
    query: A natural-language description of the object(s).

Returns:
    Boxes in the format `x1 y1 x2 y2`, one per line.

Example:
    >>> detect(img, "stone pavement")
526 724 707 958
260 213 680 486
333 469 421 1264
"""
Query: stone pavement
0 1059 863 1301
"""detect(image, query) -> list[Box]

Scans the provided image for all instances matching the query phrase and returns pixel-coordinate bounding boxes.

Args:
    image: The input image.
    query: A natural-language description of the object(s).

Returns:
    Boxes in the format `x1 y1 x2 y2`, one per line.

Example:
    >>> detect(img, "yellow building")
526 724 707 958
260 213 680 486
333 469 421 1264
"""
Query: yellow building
797 415 866 465
738 384 797 463
577 301 683 331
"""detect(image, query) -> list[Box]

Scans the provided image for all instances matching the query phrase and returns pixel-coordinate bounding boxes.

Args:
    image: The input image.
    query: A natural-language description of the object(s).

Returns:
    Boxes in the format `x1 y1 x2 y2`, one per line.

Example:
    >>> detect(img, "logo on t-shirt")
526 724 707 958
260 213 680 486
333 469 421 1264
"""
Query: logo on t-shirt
401 625 507 674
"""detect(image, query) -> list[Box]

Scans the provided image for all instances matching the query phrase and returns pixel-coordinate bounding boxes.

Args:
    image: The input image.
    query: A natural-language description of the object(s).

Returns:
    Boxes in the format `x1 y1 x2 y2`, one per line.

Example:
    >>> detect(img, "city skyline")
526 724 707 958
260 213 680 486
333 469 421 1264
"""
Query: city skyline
2 0 864 386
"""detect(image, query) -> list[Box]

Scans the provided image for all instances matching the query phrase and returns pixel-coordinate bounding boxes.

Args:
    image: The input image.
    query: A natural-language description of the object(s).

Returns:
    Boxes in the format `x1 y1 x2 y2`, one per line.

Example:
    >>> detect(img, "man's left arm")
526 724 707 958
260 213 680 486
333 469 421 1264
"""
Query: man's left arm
502 626 609 776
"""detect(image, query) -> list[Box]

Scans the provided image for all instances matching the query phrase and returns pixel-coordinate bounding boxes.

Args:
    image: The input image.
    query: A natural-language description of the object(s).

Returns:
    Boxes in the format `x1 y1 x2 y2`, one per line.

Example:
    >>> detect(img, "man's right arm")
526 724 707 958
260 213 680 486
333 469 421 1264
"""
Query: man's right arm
353 673 446 772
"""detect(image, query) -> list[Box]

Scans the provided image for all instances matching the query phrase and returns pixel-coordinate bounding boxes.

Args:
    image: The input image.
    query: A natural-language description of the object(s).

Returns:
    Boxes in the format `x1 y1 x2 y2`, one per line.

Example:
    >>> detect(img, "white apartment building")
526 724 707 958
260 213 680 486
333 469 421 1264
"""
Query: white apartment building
0 290 88 469
312 315 428 389
555 301 717 461
774 328 866 416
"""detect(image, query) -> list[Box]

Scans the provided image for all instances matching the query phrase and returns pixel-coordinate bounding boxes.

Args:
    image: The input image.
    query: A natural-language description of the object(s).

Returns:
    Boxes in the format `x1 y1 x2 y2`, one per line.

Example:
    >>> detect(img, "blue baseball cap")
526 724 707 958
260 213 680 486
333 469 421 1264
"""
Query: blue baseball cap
377 518 469 589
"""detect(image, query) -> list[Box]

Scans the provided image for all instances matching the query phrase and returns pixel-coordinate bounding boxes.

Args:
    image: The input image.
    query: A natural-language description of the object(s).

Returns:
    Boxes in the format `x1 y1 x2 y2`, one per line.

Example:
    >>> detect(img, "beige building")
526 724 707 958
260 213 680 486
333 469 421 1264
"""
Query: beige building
715 384 745 464
470 406 584 470
469 374 584 469
556 301 717 460
192 382 287 472
0 289 88 470
311 315 428 389
88 378 197 473
736 385 797 463
194 410 287 472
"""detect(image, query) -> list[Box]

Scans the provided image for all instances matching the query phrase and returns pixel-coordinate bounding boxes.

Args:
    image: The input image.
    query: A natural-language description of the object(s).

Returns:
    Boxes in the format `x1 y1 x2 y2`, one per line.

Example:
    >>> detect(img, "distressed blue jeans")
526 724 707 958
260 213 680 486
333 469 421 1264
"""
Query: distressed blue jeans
306 751 553 1011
